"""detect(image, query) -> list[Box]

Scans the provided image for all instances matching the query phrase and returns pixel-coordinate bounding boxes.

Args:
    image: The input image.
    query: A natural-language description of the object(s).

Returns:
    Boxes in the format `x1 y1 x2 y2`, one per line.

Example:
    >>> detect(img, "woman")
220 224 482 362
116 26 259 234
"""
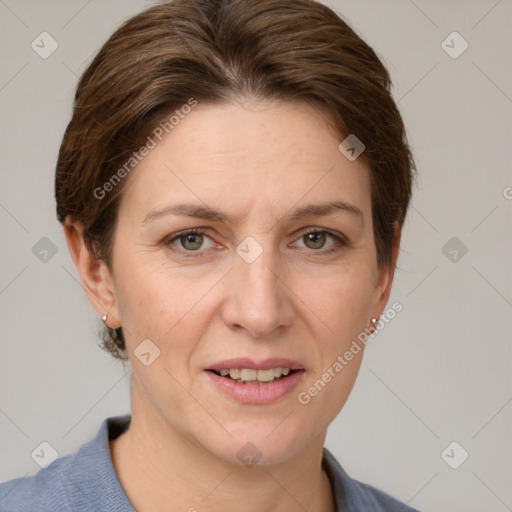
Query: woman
0 0 419 510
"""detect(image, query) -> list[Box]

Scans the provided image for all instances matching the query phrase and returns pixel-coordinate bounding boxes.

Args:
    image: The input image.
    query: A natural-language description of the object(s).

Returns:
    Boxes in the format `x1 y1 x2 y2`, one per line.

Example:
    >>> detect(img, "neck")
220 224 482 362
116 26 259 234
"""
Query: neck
110 398 336 512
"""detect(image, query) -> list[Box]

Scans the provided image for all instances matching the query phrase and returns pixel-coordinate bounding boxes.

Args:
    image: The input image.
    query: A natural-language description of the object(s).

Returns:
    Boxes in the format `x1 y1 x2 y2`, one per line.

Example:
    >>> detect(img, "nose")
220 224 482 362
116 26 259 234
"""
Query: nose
221 244 295 339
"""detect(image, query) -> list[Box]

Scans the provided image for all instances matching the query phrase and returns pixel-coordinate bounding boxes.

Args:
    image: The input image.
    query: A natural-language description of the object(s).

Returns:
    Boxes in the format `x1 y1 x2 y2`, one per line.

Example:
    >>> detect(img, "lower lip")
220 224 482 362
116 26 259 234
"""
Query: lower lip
205 370 305 404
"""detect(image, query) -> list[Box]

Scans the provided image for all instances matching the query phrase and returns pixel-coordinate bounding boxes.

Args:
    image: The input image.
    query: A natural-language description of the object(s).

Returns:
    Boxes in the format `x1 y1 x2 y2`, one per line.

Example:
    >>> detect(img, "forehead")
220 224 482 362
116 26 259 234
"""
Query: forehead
118 100 372 223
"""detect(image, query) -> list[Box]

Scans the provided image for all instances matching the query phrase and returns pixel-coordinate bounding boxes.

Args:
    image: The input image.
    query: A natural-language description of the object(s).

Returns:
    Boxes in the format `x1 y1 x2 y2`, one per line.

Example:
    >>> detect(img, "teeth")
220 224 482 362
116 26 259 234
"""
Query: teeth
240 369 258 381
257 369 275 382
229 369 241 379
218 368 293 383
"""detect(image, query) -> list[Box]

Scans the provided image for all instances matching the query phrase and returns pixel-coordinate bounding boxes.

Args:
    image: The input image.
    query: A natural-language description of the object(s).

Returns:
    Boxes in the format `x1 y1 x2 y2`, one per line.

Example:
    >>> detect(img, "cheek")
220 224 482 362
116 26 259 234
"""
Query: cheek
112 256 182 343
301 259 375 341
295 336 364 437
322 353 363 425
113 253 220 360
295 259 374 412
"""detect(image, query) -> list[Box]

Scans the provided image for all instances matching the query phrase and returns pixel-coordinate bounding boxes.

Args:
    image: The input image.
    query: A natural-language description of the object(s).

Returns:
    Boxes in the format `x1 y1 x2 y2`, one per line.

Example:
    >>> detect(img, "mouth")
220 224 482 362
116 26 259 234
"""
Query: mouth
207 367 298 385
204 359 305 404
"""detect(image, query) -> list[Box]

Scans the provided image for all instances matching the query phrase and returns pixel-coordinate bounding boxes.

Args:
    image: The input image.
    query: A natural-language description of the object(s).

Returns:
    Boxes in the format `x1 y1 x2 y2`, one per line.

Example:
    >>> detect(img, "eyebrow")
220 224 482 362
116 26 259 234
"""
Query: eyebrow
142 200 363 225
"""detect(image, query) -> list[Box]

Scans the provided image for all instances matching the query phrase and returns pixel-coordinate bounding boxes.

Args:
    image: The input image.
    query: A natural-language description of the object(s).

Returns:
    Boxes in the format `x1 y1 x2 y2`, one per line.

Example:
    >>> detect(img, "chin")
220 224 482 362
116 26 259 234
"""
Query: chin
200 421 316 468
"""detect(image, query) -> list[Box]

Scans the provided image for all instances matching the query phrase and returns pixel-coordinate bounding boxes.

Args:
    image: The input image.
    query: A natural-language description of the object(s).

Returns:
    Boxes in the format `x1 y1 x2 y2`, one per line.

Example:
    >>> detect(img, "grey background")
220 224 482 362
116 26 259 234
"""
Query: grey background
0 1 511 510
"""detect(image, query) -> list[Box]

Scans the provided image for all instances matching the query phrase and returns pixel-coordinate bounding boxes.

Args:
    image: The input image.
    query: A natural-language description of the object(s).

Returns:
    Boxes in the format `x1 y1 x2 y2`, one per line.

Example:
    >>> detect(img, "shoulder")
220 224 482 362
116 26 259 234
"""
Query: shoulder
322 447 421 512
348 479 421 512
0 453 75 512
0 415 133 512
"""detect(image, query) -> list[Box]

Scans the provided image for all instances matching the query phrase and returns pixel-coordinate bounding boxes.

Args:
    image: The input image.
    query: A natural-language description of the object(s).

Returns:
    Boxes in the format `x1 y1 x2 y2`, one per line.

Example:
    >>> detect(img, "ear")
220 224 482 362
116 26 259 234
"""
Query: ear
63 217 122 329
370 224 401 320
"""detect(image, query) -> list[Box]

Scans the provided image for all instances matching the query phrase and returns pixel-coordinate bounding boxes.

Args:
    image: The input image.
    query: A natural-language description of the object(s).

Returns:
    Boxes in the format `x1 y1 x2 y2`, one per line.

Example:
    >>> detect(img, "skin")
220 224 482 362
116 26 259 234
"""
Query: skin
65 99 400 512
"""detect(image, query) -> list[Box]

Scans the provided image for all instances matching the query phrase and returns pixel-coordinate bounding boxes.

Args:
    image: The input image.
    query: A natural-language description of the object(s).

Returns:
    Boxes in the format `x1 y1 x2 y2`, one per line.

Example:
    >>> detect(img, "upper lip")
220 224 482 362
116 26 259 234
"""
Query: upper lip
206 358 304 371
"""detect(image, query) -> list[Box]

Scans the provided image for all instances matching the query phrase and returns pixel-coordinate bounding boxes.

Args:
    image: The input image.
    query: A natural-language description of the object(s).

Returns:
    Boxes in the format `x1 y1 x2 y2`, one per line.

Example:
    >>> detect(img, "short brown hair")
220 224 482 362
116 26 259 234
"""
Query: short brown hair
55 0 416 360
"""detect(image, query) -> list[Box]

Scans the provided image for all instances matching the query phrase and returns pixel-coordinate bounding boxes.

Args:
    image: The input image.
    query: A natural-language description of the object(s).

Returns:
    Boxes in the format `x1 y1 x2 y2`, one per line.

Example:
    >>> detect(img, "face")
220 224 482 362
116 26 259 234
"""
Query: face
94 100 395 465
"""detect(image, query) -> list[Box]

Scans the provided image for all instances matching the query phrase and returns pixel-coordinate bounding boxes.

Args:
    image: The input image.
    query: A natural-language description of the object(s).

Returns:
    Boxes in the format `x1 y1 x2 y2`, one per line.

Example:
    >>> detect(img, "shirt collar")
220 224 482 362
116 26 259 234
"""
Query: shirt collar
78 414 351 511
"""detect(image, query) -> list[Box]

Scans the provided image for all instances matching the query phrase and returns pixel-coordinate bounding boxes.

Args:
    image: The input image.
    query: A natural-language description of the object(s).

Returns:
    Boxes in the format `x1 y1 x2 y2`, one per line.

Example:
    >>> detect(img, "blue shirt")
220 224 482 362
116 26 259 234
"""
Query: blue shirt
0 415 420 511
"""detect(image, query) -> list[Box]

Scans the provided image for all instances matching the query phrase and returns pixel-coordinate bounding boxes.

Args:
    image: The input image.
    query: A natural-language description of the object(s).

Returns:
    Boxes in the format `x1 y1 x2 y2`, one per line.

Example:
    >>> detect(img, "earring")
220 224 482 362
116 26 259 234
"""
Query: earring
370 317 378 333
102 314 108 324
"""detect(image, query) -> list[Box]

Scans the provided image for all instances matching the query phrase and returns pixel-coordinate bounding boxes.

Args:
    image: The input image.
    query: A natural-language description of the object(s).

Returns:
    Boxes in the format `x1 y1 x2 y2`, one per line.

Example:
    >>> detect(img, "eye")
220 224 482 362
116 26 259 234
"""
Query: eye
164 227 347 257
293 228 346 253
165 229 216 253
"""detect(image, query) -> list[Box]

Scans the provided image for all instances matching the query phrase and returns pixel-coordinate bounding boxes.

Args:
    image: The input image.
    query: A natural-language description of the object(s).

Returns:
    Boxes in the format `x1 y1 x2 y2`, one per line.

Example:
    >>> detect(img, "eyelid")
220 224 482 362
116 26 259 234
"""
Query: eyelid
291 227 347 250
296 226 347 242
164 228 216 246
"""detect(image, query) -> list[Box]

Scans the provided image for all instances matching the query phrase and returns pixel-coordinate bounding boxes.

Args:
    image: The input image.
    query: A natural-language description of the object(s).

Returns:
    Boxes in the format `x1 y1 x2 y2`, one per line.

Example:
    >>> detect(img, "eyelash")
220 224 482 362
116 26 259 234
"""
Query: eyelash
164 227 347 257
